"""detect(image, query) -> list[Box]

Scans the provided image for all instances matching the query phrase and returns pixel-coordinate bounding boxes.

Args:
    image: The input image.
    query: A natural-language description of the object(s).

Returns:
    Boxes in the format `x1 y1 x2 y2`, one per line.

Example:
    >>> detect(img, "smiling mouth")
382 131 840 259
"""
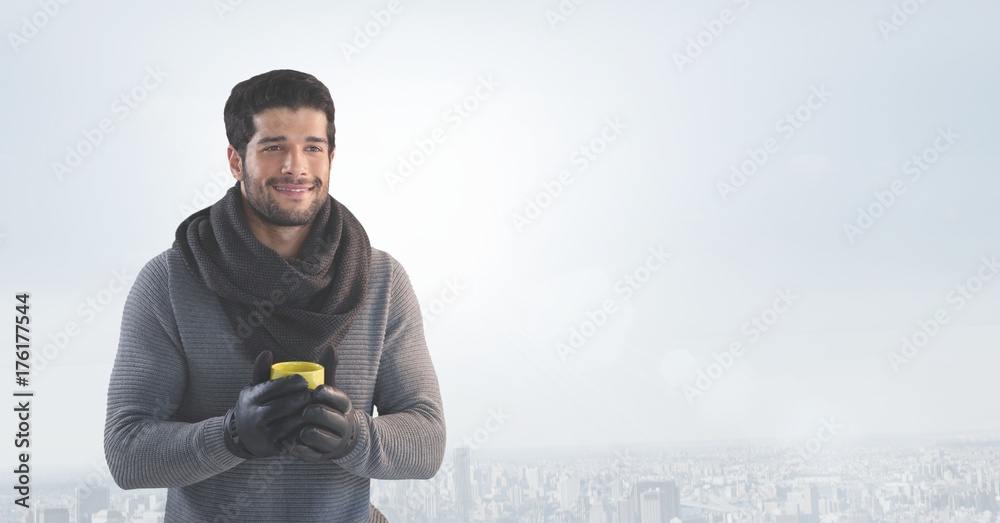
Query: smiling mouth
272 183 315 195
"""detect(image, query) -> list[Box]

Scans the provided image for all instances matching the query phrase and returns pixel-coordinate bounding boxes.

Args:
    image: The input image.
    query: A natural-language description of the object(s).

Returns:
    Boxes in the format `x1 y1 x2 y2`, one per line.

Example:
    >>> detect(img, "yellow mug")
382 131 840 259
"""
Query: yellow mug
270 361 324 390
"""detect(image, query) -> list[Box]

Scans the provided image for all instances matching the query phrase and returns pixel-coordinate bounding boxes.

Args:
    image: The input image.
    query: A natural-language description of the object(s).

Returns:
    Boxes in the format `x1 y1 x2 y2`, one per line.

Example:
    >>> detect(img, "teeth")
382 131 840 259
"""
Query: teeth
276 187 308 192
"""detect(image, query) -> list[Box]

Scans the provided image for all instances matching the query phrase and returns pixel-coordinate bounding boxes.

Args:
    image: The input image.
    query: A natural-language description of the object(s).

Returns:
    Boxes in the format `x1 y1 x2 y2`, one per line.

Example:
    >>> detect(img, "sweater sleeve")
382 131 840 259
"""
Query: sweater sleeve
103 253 245 488
332 257 447 479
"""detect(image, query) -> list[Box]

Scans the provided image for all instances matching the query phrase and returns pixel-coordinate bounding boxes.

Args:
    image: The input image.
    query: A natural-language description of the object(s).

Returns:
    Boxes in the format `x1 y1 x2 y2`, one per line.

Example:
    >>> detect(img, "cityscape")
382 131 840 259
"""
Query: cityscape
2 434 998 523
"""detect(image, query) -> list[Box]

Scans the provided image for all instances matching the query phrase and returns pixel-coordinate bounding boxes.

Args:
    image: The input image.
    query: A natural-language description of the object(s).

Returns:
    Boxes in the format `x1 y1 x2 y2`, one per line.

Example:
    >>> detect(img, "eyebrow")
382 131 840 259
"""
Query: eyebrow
257 135 328 145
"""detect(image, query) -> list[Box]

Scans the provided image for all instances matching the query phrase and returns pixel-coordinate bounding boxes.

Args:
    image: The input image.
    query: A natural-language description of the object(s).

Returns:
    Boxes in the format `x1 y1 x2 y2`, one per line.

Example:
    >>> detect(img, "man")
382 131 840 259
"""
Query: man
104 69 446 522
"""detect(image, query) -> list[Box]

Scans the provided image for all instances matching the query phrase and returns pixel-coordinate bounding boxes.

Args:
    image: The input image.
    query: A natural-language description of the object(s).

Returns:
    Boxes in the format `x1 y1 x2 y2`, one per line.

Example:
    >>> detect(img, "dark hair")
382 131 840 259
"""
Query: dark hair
223 69 336 160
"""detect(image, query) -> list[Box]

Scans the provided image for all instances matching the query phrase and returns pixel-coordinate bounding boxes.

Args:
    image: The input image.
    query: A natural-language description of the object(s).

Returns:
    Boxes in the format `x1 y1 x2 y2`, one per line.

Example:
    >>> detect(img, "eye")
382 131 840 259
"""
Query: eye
264 145 281 151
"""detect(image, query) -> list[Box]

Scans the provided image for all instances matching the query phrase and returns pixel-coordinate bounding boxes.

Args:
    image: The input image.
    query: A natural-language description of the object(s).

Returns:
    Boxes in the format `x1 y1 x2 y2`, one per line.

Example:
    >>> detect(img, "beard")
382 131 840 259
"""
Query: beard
241 174 326 227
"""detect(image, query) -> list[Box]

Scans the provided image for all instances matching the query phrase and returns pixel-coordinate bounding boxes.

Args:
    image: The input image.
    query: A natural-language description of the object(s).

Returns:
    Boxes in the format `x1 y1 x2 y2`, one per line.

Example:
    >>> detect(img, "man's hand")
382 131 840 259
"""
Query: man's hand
288 345 359 462
223 350 314 459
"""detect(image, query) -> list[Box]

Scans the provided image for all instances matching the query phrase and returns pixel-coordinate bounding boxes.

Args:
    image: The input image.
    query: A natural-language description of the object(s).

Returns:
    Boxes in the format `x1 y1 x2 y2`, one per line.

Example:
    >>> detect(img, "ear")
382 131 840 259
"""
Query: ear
227 145 244 181
329 147 336 162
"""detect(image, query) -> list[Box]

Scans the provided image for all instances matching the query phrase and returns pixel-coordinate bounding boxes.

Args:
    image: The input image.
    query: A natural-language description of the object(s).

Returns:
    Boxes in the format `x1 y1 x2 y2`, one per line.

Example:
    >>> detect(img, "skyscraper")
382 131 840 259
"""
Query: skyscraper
640 489 666 523
455 447 474 521
805 484 819 516
425 489 439 520
589 498 610 523
636 480 680 520
526 466 541 498
618 495 635 523
560 475 581 511
76 485 110 523
91 510 127 523
37 509 69 523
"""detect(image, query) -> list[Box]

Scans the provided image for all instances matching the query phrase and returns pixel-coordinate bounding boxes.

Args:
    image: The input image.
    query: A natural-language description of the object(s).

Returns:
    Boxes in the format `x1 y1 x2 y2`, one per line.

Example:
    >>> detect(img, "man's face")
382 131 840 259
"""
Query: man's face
228 107 334 227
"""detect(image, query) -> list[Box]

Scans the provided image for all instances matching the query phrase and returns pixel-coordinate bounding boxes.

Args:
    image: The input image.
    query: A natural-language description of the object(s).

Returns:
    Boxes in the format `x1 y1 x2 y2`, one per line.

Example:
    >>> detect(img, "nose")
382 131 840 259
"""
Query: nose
282 148 307 176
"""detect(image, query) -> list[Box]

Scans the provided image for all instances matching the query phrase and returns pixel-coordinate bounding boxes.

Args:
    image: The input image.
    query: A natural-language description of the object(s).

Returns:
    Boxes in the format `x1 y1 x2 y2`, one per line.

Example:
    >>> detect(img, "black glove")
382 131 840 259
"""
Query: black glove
223 350 314 459
288 345 359 462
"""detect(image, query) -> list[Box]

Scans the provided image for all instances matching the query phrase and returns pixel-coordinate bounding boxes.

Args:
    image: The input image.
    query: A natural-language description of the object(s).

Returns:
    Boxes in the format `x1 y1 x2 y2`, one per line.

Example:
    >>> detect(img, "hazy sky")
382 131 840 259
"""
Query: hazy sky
2 0 999 476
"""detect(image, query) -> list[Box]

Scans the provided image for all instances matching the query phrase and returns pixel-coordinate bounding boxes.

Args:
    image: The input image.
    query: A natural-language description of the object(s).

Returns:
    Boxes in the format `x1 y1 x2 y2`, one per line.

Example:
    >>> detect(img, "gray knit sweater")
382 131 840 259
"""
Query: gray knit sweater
104 247 446 522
